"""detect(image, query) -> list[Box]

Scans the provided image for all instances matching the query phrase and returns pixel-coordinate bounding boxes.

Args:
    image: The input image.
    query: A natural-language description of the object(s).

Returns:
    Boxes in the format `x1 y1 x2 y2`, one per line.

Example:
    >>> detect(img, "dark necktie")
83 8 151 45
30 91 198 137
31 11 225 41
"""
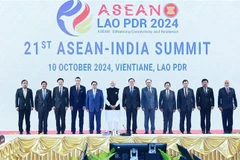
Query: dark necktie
130 87 133 95
77 86 80 95
227 88 230 94
59 88 62 96
185 88 187 97
204 88 207 95
148 87 151 94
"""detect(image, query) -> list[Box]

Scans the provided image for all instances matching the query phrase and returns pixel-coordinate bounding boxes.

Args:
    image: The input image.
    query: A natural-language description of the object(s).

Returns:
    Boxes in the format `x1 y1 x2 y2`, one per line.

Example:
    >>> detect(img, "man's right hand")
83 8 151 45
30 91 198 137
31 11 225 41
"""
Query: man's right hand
160 109 163 112
197 106 201 110
123 106 126 110
177 109 180 112
16 107 19 111
70 106 73 111
219 107 223 112
86 109 89 112
52 106 56 110
142 108 145 111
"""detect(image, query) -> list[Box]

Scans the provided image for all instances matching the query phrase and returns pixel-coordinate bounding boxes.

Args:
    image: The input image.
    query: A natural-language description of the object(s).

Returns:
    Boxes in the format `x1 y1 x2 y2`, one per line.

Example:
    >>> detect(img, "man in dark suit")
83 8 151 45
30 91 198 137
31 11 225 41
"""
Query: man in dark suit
122 78 140 134
35 81 52 134
141 79 158 134
159 82 176 134
218 80 237 134
52 78 69 134
177 79 195 134
15 79 34 134
70 77 86 134
86 81 104 134
196 79 214 134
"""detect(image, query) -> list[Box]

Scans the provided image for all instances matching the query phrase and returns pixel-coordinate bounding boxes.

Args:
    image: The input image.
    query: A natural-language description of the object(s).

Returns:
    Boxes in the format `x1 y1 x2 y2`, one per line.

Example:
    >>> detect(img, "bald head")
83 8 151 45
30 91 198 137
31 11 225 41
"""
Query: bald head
224 80 230 88
110 80 116 87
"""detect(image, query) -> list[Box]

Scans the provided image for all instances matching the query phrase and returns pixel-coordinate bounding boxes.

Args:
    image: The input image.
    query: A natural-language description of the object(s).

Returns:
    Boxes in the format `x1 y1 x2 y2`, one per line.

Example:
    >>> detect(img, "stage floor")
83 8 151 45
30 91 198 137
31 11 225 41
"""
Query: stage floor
1 129 240 135
1 133 240 160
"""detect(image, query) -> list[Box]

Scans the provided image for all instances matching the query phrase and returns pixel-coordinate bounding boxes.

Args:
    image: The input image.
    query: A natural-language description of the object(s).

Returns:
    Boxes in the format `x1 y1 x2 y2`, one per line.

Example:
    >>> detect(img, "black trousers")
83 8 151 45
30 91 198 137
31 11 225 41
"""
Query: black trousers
179 110 192 133
126 108 138 133
163 109 173 132
38 110 49 134
222 109 233 133
18 109 31 133
200 108 211 133
71 107 84 133
55 107 66 133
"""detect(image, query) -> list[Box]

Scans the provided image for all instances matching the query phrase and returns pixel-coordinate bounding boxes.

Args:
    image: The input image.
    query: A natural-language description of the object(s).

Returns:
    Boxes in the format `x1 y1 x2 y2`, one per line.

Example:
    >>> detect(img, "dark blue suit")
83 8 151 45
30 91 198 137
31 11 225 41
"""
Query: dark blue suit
35 89 52 134
159 90 176 133
86 89 104 133
218 87 237 133
70 85 86 133
177 88 195 133
141 87 158 132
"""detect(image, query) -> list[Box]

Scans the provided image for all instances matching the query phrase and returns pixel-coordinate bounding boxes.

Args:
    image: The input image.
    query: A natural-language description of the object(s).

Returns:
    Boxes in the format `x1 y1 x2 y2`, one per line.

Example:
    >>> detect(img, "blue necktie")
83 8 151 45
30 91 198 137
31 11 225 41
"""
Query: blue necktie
42 90 46 100
93 90 96 98
130 87 133 95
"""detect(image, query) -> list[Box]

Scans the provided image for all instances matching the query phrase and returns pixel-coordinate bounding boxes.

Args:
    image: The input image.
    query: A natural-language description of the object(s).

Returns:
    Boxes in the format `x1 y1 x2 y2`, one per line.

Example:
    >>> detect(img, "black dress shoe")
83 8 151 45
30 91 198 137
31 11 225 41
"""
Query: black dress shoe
57 132 60 134
145 131 148 134
27 132 31 135
97 132 101 134
44 132 47 134
20 132 23 135
163 131 166 134
187 132 192 134
151 131 155 134
79 132 84 134
90 132 93 134
133 131 137 134
72 132 76 134
62 132 65 134
206 131 211 134
169 131 173 134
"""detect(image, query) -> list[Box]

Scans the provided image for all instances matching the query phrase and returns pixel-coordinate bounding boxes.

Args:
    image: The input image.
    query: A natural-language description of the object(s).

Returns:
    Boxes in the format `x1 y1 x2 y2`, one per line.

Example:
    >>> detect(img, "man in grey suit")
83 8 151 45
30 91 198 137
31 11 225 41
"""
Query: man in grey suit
141 79 158 134
159 82 176 134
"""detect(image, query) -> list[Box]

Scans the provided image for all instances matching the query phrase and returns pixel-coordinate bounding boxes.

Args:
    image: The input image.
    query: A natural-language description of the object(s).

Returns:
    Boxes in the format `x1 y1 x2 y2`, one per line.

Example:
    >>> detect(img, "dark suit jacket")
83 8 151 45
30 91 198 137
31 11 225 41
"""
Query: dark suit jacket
122 86 140 109
35 89 52 112
70 85 86 108
177 88 195 111
53 86 69 108
86 89 104 112
218 87 237 109
15 88 34 110
141 87 158 109
159 90 176 111
196 87 214 109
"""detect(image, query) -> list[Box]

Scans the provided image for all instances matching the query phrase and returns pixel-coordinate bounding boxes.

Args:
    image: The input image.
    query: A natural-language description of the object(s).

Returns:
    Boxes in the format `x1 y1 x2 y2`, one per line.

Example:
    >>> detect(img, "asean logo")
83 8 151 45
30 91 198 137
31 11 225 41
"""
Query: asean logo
57 0 93 36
